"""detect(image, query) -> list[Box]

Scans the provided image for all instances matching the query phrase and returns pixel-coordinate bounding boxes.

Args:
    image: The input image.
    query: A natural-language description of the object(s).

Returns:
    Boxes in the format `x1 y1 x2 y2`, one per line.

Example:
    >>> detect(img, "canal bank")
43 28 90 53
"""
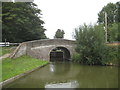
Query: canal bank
1 63 48 86
1 55 49 86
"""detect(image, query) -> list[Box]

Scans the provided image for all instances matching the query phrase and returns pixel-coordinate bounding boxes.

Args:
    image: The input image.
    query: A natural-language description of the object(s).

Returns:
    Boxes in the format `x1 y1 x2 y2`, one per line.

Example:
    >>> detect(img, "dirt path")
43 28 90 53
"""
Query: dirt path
0 46 17 60
0 53 11 60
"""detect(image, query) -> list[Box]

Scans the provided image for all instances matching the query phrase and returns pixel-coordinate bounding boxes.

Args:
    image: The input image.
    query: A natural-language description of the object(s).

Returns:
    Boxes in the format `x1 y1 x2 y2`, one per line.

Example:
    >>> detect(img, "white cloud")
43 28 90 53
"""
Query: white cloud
34 0 119 40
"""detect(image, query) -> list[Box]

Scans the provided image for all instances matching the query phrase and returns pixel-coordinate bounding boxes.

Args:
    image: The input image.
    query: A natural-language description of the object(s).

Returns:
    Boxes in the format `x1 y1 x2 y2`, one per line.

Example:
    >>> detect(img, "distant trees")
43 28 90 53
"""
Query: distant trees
54 29 65 38
97 2 120 42
98 2 119 24
2 2 47 43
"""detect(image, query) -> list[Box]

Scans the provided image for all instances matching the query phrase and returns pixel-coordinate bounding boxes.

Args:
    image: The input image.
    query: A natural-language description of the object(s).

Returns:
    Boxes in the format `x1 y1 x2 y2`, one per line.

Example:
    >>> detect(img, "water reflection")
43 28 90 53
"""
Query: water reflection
50 63 55 72
49 62 71 75
45 80 79 88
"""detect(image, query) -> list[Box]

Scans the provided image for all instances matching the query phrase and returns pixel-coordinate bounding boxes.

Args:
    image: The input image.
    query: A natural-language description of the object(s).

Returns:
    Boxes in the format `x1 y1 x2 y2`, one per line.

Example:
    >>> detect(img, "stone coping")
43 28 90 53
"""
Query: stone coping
0 63 49 87
23 39 76 44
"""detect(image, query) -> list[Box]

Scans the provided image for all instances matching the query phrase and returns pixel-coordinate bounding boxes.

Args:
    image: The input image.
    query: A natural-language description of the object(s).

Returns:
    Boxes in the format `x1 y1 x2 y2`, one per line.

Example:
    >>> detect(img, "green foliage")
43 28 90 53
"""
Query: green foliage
2 2 47 43
98 2 119 24
109 23 120 42
97 2 120 42
72 53 81 63
105 45 119 65
54 29 65 38
2 55 48 81
74 24 112 65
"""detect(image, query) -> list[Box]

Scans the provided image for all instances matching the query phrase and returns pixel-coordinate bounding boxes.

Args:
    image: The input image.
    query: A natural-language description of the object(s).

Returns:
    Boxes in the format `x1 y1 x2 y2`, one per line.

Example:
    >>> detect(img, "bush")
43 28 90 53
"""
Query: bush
109 23 120 42
105 45 119 65
74 24 118 65
72 53 81 63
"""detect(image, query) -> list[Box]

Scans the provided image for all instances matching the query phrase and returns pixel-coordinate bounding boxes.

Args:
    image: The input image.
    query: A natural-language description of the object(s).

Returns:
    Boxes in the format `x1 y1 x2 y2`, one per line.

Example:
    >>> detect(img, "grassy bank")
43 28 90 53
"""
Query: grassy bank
0 47 15 56
2 55 48 81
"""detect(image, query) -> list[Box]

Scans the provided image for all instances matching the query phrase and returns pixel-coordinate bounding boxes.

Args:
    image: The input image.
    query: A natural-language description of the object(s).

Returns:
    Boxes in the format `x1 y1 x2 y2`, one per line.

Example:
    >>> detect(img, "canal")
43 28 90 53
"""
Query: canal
3 61 118 88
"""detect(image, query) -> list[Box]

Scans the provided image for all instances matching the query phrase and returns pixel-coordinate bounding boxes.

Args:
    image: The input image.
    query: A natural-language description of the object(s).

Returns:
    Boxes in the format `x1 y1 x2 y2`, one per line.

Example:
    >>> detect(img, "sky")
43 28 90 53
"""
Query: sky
34 0 119 40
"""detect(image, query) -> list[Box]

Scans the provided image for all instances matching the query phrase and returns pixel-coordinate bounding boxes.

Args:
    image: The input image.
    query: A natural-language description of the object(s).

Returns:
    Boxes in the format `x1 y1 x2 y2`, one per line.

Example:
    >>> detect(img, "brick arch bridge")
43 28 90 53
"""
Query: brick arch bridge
10 39 76 61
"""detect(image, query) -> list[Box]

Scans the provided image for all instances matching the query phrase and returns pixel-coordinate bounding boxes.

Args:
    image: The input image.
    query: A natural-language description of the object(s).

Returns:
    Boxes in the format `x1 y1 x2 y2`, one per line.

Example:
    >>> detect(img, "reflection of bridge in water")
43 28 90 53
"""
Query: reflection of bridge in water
10 39 76 61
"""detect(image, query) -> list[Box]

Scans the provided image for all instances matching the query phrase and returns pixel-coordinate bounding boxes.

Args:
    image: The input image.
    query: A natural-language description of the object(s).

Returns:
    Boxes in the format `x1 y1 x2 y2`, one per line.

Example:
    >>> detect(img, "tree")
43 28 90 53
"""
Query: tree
2 2 47 43
74 24 110 65
97 2 120 42
97 2 119 25
54 29 65 38
109 23 120 42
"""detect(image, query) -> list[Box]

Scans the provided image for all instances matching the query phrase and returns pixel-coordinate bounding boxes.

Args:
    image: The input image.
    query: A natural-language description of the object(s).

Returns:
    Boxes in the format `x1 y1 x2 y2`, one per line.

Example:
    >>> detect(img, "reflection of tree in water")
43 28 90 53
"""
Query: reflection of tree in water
75 65 118 88
49 62 70 75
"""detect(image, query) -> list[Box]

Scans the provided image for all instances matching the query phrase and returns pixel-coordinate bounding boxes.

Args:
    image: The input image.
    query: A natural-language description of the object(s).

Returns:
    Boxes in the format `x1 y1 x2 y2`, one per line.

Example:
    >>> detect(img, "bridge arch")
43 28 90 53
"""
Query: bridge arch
49 46 71 61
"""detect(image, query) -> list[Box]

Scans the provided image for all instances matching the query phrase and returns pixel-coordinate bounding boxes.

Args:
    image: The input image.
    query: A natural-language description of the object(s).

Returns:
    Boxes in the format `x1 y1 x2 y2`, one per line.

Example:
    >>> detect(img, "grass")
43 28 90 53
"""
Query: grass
0 46 13 56
2 55 48 81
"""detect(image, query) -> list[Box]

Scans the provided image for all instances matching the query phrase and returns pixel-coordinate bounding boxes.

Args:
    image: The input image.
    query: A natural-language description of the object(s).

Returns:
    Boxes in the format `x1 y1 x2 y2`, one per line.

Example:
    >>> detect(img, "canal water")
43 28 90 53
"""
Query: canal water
3 61 118 88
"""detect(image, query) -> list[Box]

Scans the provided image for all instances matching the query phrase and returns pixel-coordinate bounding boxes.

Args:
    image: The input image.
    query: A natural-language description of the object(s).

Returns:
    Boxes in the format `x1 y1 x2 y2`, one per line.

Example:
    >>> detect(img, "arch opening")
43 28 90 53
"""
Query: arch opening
50 47 71 61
